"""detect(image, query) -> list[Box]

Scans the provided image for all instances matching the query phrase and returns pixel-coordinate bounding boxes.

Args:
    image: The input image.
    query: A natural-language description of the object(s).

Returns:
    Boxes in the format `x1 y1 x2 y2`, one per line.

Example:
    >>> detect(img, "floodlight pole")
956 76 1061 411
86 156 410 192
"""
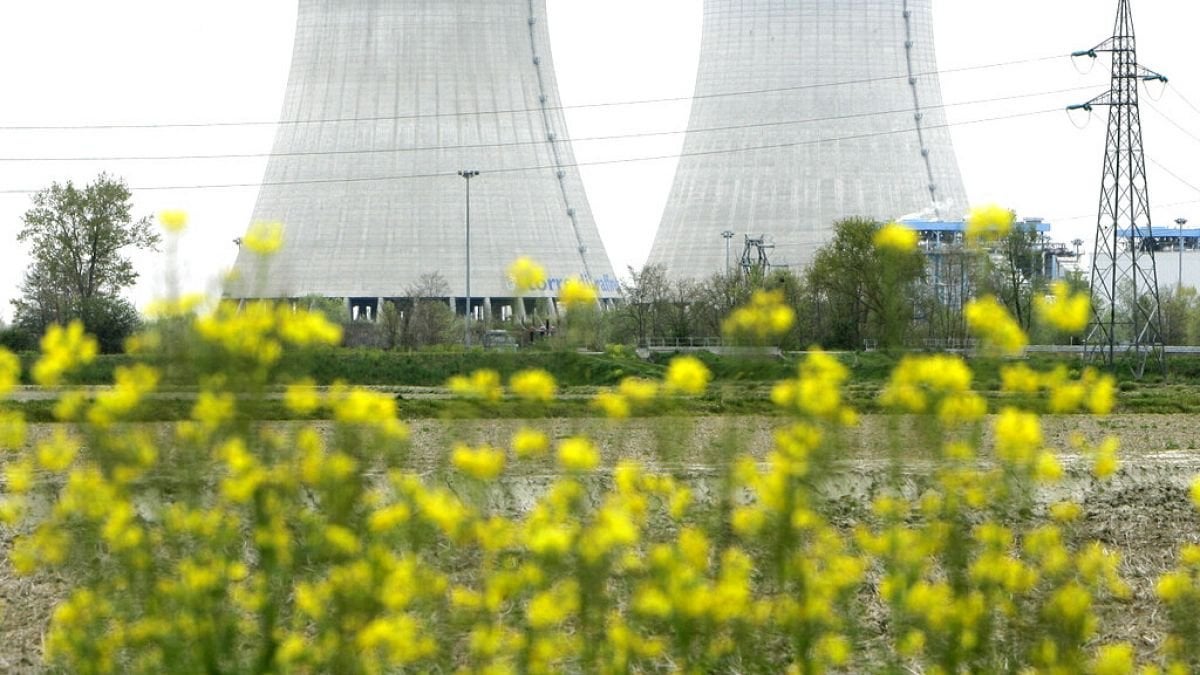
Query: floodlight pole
459 170 480 347
1178 218 1188 290
721 230 735 275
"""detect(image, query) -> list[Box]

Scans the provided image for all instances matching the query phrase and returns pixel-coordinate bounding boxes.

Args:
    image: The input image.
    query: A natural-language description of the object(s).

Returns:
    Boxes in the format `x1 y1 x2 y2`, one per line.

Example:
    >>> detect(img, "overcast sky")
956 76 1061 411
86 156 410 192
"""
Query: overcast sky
0 1 1198 323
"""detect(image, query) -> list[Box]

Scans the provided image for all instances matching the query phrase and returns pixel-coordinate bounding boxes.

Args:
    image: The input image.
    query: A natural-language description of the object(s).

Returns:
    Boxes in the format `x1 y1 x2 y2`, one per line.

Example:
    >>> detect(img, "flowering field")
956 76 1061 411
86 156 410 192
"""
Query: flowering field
3 216 1200 673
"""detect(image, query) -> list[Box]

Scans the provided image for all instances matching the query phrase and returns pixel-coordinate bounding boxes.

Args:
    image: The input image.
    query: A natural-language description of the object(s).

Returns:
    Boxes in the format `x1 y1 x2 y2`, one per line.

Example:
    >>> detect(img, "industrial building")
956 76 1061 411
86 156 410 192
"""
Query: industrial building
647 0 969 280
228 0 619 321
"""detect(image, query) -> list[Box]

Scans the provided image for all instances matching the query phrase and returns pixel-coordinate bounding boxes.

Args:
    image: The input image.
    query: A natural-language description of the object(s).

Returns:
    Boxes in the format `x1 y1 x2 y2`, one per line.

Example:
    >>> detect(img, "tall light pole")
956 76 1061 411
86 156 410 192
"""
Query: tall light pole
721 230 735 275
458 170 480 347
1177 217 1189 290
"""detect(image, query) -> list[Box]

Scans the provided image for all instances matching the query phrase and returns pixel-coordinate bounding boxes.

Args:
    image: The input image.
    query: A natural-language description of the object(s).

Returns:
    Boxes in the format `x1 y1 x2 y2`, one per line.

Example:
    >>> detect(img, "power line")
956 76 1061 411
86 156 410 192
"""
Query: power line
0 54 1069 133
0 107 1061 196
1150 157 1200 196
1169 85 1200 120
1144 100 1200 146
0 84 1095 164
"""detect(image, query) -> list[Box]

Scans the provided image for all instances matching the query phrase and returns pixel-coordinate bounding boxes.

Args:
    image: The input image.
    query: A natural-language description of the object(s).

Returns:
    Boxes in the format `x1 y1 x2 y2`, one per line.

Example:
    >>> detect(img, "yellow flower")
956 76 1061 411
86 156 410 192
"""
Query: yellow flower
284 379 321 415
510 369 556 403
994 407 1042 467
664 355 712 395
1034 451 1063 483
0 410 27 449
36 429 80 472
558 276 598 309
33 321 99 387
874 222 919 251
1087 371 1116 416
592 391 630 419
1090 643 1134 675
618 377 659 404
4 458 35 494
1049 501 1083 523
965 295 1027 356
507 257 547 294
452 444 507 481
1094 439 1120 479
192 390 236 432
557 436 600 472
242 221 284 255
1156 571 1190 604
966 204 1015 242
722 289 795 340
1036 280 1091 333
0 347 20 397
447 369 503 402
512 428 550 459
1190 475 1200 511
158 209 188 233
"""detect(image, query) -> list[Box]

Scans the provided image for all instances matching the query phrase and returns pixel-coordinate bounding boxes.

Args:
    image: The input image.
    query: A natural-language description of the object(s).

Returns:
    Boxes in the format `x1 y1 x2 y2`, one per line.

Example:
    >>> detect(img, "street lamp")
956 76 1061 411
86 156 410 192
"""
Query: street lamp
721 230 735 275
458 169 480 347
1177 217 1188 290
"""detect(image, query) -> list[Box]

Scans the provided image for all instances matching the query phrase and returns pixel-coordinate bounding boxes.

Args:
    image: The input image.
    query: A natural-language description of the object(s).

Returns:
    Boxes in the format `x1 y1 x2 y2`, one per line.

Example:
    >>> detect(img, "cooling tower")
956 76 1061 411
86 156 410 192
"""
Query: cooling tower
647 0 969 279
229 0 619 316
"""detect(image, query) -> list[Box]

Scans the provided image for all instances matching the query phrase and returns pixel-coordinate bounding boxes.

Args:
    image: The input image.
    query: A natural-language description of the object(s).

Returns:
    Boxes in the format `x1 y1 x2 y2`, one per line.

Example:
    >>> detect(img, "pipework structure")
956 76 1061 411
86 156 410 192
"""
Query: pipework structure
229 0 619 321
646 0 969 280
1070 0 1166 376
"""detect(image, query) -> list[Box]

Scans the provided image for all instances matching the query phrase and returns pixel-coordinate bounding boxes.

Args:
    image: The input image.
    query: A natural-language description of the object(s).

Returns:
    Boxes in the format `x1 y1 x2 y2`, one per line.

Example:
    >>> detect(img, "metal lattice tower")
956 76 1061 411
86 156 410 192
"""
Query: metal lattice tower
646 0 968 280
1069 0 1166 376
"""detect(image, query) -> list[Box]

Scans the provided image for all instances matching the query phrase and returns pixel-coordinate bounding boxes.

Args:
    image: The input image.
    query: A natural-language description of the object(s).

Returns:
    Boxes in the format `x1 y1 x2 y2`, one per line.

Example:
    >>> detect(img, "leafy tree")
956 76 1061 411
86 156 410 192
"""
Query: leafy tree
402 272 454 349
805 217 925 349
12 173 158 351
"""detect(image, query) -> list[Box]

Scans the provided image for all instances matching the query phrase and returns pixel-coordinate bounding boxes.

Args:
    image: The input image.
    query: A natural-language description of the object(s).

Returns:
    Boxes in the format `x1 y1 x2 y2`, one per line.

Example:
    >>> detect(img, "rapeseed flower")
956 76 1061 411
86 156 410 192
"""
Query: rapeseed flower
33 321 99 387
242 221 284 255
0 347 19 397
1090 643 1134 675
722 289 795 340
158 209 188 233
284 379 321 414
448 369 503 402
558 276 598 309
510 368 556 402
965 295 1027 356
966 204 1015 242
592 390 631 419
452 443 507 481
874 222 919 251
512 427 550 458
1037 280 1091 333
507 256 546 293
557 436 600 472
618 376 659 404
0 409 27 450
664 355 711 395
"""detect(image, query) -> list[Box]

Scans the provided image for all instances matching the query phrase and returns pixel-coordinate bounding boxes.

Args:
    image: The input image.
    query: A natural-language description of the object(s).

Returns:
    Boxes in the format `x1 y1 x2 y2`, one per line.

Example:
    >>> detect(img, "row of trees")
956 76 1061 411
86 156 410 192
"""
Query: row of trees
3 173 1190 353
608 217 1092 351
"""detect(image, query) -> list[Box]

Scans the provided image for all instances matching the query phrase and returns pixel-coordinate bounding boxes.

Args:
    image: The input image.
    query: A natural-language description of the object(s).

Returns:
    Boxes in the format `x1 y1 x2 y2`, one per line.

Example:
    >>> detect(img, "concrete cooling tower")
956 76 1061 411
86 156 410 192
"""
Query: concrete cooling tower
229 0 619 317
647 0 969 279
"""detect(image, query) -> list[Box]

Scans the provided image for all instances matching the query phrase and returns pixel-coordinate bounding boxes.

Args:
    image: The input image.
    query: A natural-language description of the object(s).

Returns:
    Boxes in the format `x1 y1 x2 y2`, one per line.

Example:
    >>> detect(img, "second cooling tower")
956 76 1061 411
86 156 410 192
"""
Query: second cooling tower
647 0 969 279
229 0 618 314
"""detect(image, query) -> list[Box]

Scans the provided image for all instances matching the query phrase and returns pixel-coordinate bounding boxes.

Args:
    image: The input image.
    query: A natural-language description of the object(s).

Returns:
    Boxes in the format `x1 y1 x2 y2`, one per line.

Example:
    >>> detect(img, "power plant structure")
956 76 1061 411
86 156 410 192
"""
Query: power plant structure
647 0 970 280
228 0 620 321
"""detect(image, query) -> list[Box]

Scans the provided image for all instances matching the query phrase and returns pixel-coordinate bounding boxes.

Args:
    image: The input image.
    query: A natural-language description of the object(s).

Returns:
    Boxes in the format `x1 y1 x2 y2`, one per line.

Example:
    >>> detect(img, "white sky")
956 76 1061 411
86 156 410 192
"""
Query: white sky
0 1 1198 324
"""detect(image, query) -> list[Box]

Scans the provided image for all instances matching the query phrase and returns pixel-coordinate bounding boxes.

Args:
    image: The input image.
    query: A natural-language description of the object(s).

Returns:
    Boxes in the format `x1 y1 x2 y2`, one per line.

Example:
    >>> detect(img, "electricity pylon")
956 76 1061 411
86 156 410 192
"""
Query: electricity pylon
1069 0 1166 378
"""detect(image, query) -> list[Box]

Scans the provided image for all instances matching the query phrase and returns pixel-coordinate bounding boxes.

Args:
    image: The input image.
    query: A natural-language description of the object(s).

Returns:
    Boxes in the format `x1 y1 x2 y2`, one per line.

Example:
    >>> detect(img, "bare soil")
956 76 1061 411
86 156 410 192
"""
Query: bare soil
2 413 1199 671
